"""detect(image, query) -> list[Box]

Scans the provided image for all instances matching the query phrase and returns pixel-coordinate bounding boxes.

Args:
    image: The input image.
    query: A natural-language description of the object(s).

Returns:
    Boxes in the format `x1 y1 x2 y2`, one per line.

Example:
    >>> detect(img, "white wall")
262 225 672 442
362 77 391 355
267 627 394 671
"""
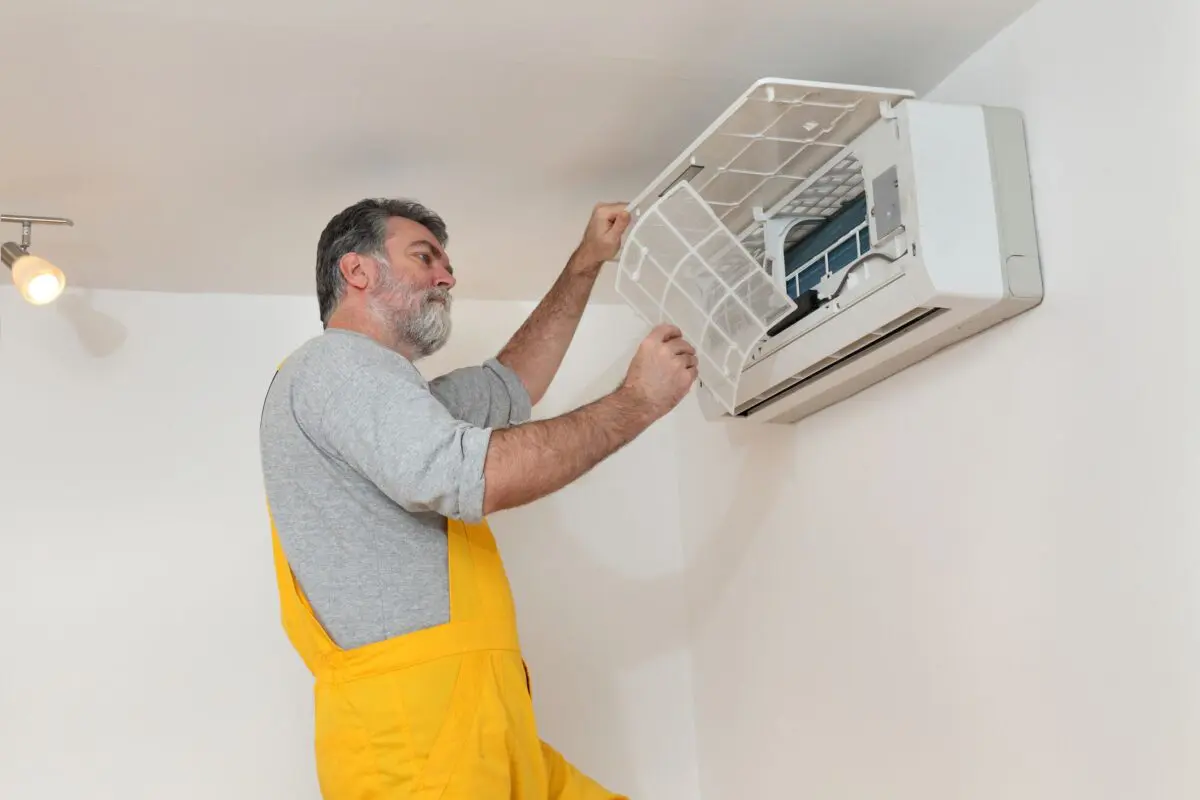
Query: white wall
0 287 698 799
676 0 1200 798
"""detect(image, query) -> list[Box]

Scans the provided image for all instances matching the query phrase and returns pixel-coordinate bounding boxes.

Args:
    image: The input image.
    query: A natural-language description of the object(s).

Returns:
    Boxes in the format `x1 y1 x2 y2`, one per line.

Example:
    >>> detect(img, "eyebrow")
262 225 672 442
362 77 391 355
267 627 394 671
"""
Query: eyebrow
409 239 453 272
408 239 442 255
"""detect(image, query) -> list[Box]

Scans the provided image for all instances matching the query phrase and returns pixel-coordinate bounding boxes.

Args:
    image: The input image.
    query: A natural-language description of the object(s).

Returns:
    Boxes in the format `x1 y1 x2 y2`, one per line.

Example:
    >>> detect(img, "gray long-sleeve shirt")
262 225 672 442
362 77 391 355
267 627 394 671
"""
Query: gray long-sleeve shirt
259 328 532 649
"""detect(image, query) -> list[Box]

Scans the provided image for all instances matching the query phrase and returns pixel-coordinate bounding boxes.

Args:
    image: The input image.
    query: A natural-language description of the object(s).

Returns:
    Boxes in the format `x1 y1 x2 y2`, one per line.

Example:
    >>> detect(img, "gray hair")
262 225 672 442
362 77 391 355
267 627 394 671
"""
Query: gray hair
315 197 448 326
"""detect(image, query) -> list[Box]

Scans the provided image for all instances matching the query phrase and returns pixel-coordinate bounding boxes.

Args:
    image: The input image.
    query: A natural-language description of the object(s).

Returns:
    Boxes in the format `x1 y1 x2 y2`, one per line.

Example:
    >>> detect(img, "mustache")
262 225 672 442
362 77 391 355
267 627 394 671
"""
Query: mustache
423 287 452 307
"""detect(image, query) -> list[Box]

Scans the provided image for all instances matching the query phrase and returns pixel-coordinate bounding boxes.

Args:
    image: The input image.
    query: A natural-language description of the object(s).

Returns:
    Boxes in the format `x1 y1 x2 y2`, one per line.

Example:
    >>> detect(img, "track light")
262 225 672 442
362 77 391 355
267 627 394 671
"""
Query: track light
2 213 73 306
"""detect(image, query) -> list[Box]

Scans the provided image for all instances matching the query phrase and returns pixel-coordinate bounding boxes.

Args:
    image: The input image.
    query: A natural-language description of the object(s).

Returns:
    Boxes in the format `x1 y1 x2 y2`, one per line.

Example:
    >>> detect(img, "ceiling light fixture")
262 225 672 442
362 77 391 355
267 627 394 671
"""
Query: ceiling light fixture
2 213 74 306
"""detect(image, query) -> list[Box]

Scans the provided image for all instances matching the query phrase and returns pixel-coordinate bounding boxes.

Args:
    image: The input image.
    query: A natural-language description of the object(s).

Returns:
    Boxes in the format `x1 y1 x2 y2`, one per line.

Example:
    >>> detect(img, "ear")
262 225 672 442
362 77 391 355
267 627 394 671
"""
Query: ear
338 253 372 291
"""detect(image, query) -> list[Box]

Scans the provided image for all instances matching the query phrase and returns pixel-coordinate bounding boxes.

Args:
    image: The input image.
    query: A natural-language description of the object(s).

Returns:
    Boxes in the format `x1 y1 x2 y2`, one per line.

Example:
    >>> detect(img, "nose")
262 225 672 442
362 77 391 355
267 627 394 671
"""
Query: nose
436 263 456 290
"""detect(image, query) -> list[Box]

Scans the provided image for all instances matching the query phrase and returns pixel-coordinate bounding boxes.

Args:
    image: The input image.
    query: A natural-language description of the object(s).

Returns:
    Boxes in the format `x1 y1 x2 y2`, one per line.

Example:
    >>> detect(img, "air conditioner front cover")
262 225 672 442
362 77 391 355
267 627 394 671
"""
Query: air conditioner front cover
616 181 795 412
615 77 914 414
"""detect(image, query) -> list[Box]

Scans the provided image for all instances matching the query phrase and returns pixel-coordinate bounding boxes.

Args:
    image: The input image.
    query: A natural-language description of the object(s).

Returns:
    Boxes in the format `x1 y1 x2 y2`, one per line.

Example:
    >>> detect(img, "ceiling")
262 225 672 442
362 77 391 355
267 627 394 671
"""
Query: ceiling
2 0 1036 305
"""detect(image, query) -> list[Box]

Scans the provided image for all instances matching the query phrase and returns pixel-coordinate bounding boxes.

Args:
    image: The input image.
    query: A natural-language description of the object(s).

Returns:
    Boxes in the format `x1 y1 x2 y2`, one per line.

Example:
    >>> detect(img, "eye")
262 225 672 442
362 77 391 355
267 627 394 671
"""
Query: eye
415 252 432 265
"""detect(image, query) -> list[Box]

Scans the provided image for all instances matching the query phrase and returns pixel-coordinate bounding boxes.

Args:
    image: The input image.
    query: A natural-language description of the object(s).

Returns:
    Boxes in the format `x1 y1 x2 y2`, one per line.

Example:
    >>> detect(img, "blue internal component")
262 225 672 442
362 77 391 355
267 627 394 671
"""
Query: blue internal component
781 195 870 301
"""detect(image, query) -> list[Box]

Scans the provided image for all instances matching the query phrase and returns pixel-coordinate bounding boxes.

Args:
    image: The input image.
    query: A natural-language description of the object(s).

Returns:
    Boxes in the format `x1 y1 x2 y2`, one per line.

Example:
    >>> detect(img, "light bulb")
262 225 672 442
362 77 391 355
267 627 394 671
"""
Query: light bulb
11 253 66 305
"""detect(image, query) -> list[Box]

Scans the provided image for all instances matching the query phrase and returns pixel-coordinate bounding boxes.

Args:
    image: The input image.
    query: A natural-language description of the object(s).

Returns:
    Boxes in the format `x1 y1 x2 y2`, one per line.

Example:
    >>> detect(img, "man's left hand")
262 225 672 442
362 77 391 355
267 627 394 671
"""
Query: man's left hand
572 202 632 274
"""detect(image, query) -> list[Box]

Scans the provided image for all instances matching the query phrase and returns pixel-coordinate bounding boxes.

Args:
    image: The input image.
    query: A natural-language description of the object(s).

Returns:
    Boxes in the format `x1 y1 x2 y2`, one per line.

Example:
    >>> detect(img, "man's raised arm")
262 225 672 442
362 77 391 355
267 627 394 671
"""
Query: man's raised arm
298 325 695 524
482 324 696 515
496 203 631 406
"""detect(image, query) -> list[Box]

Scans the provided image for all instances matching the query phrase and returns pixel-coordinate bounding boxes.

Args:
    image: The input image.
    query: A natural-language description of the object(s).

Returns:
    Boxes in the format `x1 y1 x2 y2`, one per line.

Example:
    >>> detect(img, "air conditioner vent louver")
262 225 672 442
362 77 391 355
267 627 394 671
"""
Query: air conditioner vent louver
735 306 947 416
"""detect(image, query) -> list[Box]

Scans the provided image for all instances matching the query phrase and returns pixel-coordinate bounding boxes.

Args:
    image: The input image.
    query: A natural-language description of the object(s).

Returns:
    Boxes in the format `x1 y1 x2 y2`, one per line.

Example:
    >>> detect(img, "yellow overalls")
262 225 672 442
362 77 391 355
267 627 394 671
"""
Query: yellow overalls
267 509 627 799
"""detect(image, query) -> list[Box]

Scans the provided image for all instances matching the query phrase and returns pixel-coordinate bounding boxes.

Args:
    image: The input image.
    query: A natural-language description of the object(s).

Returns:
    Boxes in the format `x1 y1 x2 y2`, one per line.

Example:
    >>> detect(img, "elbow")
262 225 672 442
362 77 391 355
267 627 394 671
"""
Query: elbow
480 484 516 518
515 372 544 408
493 355 543 409
480 461 509 517
480 489 500 518
481 482 527 518
479 434 524 516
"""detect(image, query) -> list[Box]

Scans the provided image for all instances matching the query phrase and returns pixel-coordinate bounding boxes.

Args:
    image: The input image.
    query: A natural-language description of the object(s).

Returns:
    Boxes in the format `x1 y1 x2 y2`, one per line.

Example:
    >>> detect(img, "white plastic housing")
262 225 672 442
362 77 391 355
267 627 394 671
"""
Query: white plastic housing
616 78 1044 425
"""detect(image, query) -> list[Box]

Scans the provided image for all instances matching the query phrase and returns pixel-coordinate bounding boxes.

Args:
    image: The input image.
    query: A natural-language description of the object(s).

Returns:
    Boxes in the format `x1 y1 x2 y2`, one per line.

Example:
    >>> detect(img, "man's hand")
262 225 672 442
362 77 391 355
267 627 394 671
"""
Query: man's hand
496 202 632 406
619 324 699 419
480 217 694 519
482 323 698 516
571 202 632 275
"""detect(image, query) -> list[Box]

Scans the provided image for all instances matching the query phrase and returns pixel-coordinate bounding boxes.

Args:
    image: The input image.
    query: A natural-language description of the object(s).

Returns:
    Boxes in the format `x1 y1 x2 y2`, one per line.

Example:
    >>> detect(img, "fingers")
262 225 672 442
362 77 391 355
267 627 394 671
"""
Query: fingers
647 325 698 363
594 201 629 216
594 203 632 233
644 324 700 379
609 211 631 236
671 338 696 357
649 323 682 341
577 203 632 264
657 328 696 356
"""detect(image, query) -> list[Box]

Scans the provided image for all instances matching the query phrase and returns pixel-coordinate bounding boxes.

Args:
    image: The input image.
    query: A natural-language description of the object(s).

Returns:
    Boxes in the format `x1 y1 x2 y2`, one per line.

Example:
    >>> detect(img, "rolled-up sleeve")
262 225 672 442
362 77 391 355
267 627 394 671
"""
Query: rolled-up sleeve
429 357 533 429
306 359 495 523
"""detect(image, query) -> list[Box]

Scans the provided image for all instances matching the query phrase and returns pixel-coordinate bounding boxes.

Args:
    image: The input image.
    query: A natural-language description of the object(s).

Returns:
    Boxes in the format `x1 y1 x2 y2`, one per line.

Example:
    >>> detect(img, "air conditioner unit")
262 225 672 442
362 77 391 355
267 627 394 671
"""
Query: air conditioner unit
615 78 1044 424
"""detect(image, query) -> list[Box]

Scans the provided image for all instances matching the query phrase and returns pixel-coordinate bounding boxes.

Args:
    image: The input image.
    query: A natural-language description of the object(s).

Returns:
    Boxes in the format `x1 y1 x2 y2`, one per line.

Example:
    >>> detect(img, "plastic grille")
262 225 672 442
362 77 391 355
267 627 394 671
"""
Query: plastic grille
615 181 796 413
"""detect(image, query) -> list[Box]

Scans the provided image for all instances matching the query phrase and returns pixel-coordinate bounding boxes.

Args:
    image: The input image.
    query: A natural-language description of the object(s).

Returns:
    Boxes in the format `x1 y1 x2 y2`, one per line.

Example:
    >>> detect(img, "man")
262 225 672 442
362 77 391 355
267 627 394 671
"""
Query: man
259 197 697 799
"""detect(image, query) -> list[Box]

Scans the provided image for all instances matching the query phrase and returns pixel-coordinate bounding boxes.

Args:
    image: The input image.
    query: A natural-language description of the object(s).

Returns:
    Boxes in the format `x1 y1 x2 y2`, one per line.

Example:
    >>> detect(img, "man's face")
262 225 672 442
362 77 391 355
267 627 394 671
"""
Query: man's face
368 217 456 359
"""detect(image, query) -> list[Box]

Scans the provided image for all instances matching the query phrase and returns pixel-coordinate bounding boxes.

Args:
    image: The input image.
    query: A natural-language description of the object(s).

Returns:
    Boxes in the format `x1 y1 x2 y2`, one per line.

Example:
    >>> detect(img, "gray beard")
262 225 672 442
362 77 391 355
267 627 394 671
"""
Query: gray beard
398 291 452 359
367 264 452 359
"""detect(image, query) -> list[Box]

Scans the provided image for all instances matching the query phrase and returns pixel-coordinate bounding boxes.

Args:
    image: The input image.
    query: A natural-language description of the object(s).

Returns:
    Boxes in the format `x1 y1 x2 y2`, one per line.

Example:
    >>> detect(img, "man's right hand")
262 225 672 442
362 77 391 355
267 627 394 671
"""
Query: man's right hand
482 324 699 517
620 324 699 418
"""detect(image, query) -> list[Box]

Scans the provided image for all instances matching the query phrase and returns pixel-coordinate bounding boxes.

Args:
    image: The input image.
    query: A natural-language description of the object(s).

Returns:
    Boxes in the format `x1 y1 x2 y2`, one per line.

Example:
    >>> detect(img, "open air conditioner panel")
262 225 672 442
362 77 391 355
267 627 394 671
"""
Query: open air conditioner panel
765 189 873 338
617 78 914 414
617 76 1043 423
616 181 797 413
625 78 913 236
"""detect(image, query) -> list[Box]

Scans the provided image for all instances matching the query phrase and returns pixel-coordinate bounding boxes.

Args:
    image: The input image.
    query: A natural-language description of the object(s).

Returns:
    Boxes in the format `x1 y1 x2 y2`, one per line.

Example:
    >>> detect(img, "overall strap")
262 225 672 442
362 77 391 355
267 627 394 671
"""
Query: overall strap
262 363 522 684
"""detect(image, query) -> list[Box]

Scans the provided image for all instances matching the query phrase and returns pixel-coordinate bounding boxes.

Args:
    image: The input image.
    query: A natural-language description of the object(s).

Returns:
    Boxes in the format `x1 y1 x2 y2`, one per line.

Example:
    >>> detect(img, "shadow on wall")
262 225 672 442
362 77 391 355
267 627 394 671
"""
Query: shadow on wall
56 290 129 357
559 337 801 634
490 343 798 793
679 419 799 630
0 288 128 358
509 426 796 649
526 329 801 652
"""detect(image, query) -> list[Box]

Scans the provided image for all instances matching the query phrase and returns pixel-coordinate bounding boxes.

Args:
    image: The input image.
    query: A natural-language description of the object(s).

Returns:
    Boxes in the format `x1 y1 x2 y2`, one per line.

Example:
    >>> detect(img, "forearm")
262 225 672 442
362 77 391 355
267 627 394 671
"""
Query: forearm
496 248 601 405
481 385 654 515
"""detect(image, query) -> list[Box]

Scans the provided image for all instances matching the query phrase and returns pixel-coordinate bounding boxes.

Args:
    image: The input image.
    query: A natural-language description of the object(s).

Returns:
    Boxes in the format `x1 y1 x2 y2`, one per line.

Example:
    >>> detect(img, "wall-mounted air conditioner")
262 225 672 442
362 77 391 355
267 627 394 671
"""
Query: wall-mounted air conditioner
615 78 1044 424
